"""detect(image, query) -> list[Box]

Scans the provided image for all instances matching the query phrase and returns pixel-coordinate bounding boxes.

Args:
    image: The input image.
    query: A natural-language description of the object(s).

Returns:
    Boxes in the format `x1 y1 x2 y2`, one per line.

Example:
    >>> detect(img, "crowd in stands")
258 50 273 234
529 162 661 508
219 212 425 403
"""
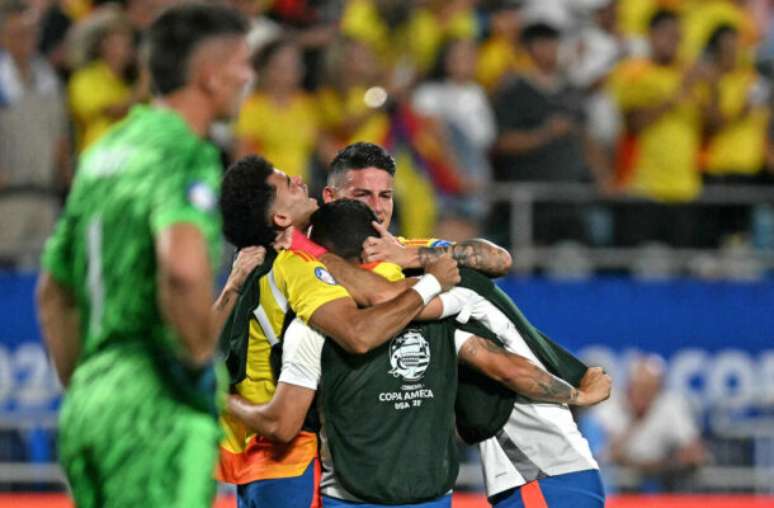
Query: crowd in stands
3 0 774 268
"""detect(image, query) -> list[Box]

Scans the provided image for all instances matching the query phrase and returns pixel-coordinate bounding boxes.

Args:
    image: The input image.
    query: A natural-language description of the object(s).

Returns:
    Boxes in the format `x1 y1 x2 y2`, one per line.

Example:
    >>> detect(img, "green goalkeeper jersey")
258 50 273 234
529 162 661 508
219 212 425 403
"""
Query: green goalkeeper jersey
42 104 223 363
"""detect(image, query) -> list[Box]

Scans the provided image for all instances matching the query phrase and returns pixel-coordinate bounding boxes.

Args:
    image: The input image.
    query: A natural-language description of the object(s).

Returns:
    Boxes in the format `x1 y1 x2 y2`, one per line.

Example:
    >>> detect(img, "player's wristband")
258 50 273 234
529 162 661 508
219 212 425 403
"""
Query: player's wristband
290 228 328 258
411 274 442 305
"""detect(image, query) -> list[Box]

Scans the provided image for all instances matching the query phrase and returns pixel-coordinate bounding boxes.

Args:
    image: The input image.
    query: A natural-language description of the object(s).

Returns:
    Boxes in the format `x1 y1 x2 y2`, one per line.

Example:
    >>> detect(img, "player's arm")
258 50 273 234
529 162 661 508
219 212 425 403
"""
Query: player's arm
363 222 512 277
457 332 611 406
36 273 81 387
309 256 460 354
156 224 216 366
227 385 315 444
319 252 413 306
228 319 322 443
212 246 266 334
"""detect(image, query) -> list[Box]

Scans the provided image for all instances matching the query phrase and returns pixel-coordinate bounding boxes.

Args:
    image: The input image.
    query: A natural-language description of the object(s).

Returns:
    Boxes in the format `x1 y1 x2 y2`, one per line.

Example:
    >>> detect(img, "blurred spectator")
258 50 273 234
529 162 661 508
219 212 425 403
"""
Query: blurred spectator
680 0 760 64
475 0 529 93
234 38 319 182
67 5 141 153
593 355 707 492
563 0 628 153
0 0 69 267
317 36 389 154
611 9 709 247
489 21 609 245
413 37 495 239
229 0 282 52
704 24 770 181
701 24 771 246
340 0 478 82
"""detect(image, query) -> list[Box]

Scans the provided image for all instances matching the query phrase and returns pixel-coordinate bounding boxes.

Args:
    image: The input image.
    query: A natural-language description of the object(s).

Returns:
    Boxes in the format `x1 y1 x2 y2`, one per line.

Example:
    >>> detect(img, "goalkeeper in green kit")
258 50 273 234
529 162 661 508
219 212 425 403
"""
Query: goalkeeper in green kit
35 4 252 507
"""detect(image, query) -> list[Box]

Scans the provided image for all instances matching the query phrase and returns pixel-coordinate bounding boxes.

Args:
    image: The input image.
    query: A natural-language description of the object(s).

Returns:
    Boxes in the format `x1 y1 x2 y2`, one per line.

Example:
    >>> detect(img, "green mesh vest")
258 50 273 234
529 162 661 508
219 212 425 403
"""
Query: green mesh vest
319 320 459 504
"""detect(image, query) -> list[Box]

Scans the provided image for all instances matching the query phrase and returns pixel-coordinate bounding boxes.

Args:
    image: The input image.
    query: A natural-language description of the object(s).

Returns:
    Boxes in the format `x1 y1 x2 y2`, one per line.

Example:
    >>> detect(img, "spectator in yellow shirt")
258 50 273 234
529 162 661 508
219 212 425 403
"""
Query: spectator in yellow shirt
612 9 712 246
614 9 707 202
702 24 770 244
234 39 319 182
476 0 530 94
703 24 769 179
67 6 138 153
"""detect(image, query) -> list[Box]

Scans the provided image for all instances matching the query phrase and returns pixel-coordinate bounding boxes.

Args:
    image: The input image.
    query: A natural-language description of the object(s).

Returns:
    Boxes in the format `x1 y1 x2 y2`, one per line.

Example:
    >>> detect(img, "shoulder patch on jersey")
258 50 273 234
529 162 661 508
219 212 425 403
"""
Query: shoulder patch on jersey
187 181 216 212
314 266 338 285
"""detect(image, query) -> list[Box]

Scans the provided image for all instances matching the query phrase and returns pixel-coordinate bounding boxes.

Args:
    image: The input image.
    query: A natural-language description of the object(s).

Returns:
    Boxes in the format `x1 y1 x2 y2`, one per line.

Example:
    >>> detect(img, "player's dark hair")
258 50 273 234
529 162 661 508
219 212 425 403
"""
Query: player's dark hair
648 9 678 31
144 2 247 96
520 22 560 46
220 155 278 249
328 142 396 187
309 200 379 262
705 23 737 56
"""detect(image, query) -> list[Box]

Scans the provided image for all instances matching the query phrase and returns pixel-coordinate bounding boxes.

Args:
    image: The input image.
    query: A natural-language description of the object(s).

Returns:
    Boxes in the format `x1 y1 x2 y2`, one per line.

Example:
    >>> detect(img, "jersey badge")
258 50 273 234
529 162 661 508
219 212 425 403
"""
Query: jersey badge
314 266 338 285
188 182 216 212
389 329 431 382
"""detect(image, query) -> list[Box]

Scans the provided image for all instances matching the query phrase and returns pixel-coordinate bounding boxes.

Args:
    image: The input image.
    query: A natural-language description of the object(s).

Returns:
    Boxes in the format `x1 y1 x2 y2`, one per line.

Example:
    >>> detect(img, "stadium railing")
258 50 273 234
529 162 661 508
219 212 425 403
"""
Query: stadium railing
486 183 774 274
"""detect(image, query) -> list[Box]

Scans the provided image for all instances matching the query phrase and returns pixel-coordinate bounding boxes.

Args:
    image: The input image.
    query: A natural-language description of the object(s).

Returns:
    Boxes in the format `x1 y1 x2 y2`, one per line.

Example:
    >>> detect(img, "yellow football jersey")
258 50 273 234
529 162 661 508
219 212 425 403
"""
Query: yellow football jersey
218 249 349 484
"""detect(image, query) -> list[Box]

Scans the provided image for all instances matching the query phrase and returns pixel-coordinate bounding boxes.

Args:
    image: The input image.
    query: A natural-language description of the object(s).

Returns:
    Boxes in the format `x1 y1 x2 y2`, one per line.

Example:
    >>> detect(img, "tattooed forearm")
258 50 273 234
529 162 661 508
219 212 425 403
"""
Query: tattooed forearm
418 239 511 277
515 365 579 404
459 335 579 404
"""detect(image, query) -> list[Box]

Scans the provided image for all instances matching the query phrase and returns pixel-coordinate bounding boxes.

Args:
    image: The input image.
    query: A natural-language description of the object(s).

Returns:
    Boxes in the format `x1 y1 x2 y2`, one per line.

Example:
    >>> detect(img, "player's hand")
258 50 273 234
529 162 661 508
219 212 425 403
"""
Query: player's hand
424 254 460 292
225 246 266 293
575 367 612 406
362 221 412 267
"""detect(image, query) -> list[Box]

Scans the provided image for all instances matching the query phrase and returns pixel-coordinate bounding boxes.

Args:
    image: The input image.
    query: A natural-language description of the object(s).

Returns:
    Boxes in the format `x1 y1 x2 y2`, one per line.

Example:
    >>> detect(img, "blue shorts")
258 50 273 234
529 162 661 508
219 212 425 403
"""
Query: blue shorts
490 469 605 508
237 459 319 508
322 493 452 508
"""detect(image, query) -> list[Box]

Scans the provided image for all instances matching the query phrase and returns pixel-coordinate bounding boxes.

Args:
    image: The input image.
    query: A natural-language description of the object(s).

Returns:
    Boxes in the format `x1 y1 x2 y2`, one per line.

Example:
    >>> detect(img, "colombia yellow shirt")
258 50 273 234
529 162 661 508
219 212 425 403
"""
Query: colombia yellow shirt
68 60 132 152
218 249 349 484
705 69 768 175
235 92 319 181
613 58 703 201
476 36 531 93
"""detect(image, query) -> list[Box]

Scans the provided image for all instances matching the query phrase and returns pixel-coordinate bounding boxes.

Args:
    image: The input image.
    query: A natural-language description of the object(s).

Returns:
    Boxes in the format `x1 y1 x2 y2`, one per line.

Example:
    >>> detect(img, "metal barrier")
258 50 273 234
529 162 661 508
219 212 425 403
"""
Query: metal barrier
486 183 774 273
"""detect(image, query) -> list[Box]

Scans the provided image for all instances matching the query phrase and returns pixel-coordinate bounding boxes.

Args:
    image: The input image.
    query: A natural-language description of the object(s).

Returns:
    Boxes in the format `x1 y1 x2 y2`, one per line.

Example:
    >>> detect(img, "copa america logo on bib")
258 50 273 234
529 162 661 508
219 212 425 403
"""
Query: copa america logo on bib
388 329 431 382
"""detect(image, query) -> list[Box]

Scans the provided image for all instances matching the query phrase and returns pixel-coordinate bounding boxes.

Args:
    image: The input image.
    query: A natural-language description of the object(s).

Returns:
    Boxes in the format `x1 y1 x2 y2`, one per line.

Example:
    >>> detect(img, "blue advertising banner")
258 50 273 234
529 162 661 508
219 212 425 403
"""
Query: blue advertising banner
499 277 774 409
2 273 773 416
0 272 60 415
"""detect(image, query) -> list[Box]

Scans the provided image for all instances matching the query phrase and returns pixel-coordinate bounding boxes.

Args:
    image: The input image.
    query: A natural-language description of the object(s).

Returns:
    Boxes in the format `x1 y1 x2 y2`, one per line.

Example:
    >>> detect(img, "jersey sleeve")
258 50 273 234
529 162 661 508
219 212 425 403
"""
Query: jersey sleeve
276 251 351 324
149 144 222 260
369 261 405 282
278 318 324 390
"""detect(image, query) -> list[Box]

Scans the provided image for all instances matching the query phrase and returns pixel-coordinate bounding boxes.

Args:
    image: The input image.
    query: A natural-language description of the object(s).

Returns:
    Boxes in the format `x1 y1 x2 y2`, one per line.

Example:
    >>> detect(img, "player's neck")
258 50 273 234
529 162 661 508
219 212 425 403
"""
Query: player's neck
154 90 215 138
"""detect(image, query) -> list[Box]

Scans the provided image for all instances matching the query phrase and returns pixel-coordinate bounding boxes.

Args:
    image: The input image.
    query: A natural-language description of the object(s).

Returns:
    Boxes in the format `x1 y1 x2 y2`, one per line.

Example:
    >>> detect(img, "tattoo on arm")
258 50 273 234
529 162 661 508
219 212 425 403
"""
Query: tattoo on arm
418 240 511 277
517 365 578 404
460 336 578 404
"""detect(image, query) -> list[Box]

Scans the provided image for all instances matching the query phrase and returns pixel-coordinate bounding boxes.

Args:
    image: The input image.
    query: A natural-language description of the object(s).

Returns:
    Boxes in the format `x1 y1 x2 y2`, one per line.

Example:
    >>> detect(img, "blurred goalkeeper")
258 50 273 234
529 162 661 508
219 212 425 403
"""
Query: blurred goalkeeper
35 4 252 507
